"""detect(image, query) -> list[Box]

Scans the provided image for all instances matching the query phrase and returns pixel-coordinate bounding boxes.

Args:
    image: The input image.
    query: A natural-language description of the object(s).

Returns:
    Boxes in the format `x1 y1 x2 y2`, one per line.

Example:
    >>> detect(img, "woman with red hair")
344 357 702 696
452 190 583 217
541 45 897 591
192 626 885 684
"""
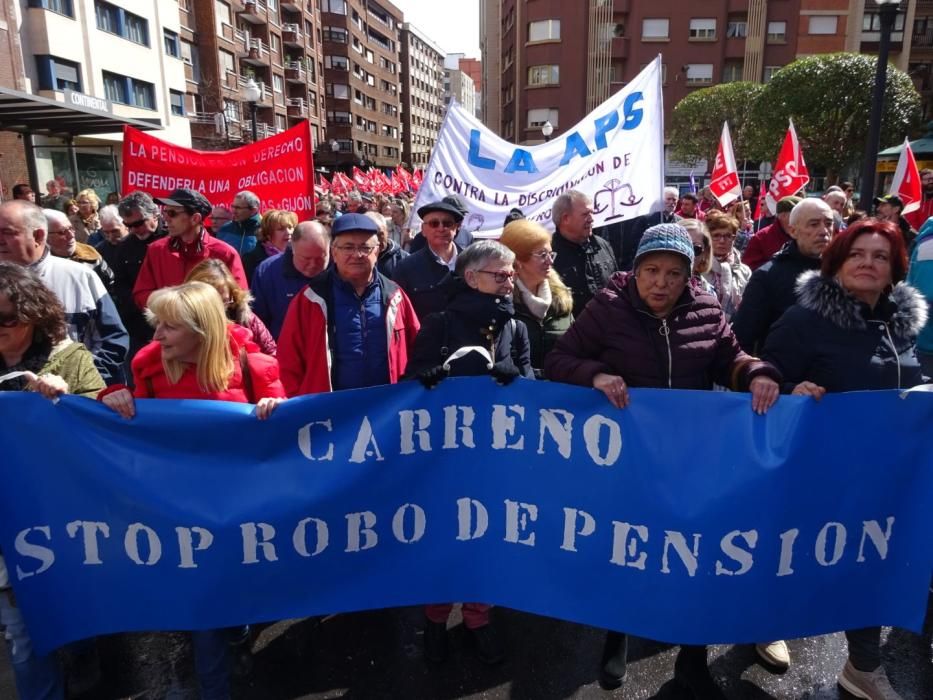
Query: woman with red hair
763 218 926 700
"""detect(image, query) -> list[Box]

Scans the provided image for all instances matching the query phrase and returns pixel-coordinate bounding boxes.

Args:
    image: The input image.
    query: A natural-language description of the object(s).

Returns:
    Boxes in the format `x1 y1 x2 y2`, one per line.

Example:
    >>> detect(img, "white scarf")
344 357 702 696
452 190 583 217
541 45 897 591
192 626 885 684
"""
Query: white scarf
515 277 552 320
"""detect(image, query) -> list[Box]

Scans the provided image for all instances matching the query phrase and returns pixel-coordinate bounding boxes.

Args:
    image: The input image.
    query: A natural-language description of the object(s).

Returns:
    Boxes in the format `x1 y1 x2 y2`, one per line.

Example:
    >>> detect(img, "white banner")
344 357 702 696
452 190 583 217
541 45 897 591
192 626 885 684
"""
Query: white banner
412 58 665 236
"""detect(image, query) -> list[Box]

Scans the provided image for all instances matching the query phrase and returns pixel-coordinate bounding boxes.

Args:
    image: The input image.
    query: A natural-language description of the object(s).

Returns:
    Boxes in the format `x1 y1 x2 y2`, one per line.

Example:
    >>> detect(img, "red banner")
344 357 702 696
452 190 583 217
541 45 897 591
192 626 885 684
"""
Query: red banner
121 122 315 219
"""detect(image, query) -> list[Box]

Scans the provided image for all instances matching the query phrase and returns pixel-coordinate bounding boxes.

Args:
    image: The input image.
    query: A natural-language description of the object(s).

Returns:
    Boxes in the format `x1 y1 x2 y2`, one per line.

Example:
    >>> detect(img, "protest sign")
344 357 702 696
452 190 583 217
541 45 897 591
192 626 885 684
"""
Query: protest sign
121 122 315 218
2 380 932 653
410 58 665 235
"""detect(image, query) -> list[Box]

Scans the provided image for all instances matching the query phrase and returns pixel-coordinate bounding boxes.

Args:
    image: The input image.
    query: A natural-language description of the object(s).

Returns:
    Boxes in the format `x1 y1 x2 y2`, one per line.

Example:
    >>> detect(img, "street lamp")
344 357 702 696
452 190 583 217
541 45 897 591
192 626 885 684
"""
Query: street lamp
241 78 262 143
859 0 902 209
541 121 554 142
329 139 339 173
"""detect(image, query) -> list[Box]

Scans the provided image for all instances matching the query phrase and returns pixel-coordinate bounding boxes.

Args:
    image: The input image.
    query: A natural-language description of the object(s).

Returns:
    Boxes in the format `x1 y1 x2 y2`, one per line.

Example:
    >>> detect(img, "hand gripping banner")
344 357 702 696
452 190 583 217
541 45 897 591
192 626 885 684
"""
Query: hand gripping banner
1 379 932 654
410 58 665 235
121 121 315 218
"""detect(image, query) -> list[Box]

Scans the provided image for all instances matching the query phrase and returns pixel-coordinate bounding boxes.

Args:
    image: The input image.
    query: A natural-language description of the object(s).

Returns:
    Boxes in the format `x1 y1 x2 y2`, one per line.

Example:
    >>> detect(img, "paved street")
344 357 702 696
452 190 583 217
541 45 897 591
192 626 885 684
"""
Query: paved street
1 598 931 699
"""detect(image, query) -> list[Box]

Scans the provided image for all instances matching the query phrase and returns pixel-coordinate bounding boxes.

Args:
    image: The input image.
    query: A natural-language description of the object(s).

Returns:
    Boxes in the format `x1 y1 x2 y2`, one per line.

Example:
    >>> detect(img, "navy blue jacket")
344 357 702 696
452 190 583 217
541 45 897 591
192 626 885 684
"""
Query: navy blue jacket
217 214 261 255
763 271 928 393
250 248 317 338
393 246 458 322
377 238 408 280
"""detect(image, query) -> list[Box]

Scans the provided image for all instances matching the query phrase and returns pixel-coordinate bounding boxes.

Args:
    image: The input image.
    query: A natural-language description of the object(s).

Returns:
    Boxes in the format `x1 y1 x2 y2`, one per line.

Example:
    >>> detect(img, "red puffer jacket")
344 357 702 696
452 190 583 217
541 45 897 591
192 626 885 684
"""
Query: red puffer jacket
544 271 780 391
130 323 285 401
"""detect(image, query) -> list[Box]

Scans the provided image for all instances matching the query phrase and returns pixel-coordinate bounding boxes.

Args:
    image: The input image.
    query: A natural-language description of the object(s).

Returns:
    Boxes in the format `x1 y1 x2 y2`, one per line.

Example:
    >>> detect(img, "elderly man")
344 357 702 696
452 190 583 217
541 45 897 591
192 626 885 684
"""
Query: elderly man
733 198 834 354
94 204 130 269
216 190 261 255
742 195 801 271
394 198 465 320
366 211 408 279
44 208 115 292
208 204 233 234
132 188 246 309
344 190 365 214
251 220 331 338
40 179 68 210
551 190 617 316
277 213 420 396
0 200 128 384
409 194 474 254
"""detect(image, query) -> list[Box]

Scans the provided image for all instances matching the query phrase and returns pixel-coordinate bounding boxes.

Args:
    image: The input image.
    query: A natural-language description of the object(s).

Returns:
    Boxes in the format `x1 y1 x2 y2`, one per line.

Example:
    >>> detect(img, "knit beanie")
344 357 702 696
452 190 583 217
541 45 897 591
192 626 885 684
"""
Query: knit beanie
633 223 694 269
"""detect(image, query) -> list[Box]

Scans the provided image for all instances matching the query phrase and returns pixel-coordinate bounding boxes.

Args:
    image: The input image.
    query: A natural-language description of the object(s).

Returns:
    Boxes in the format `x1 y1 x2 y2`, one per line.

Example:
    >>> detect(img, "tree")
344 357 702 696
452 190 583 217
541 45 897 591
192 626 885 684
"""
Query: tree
747 53 922 178
669 82 765 166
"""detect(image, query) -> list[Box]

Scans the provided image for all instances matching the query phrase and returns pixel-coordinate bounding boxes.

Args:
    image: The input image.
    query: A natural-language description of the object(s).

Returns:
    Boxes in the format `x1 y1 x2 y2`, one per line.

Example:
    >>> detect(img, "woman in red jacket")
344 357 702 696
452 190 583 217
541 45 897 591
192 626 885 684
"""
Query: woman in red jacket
99 280 285 699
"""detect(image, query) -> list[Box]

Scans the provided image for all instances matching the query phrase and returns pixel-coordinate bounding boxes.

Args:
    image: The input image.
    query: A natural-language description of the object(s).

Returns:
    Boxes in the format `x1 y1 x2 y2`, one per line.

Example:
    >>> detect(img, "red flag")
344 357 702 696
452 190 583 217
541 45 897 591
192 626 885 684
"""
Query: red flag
352 166 371 191
318 174 331 194
371 169 391 194
754 181 766 221
395 165 413 189
889 138 922 215
412 168 424 190
330 171 350 196
764 120 809 215
709 122 741 207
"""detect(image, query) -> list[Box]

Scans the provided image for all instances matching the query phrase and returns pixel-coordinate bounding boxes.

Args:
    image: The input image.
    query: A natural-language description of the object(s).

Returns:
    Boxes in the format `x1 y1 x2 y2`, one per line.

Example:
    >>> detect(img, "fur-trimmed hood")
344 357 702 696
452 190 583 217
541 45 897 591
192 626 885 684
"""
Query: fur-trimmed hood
795 270 928 339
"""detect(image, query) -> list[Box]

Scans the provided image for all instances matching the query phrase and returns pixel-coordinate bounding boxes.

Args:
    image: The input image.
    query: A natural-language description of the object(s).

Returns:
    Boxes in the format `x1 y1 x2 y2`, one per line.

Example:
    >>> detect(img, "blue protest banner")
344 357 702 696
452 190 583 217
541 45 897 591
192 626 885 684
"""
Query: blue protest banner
0 378 931 654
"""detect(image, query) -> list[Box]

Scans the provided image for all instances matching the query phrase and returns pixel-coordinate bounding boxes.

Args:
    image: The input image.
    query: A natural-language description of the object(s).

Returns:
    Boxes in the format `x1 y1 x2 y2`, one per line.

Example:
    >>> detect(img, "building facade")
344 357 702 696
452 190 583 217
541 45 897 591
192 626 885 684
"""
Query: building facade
444 67 476 116
319 0 403 171
399 22 444 168
0 0 191 195
182 0 326 151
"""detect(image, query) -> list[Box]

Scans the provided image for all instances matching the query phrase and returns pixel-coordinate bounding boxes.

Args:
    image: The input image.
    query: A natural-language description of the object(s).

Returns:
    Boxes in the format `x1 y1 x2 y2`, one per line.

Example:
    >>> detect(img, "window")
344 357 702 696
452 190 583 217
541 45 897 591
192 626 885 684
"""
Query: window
642 18 669 40
763 65 782 83
766 21 786 42
28 0 74 17
224 98 240 123
103 71 155 109
327 110 351 124
164 29 180 57
689 18 716 40
323 26 348 43
270 33 280 53
722 62 742 83
726 20 747 38
321 0 346 14
807 16 837 35
527 107 558 128
528 64 559 86
273 74 284 93
325 54 348 70
328 83 350 99
36 55 81 91
685 63 713 85
169 90 185 116
214 0 231 35
95 1 149 46
218 49 235 75
863 12 905 32
528 19 560 42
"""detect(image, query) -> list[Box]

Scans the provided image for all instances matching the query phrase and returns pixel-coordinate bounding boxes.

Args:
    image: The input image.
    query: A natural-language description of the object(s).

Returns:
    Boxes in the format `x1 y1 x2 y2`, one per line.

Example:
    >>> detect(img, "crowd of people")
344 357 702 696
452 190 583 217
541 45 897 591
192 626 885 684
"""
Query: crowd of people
1 166 933 699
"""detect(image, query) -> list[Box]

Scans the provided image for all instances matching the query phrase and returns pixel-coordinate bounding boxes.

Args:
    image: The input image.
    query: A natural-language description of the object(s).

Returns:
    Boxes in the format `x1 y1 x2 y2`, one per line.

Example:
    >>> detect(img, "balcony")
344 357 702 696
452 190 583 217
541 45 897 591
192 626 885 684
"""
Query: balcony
238 76 274 105
239 0 268 24
223 70 242 93
611 36 629 59
283 23 303 46
281 0 304 12
914 27 933 49
234 29 250 57
243 38 271 66
189 113 246 145
285 60 306 82
287 97 308 117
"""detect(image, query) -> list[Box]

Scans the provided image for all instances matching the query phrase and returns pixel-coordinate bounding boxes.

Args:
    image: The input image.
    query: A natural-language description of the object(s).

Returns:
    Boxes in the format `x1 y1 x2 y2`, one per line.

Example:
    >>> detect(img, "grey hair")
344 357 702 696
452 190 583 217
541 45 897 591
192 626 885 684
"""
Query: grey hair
551 190 589 226
43 208 70 228
663 186 679 198
118 191 159 219
7 201 47 235
98 204 121 226
348 191 362 202
364 210 388 234
789 198 832 227
291 220 330 246
235 190 260 210
455 240 515 276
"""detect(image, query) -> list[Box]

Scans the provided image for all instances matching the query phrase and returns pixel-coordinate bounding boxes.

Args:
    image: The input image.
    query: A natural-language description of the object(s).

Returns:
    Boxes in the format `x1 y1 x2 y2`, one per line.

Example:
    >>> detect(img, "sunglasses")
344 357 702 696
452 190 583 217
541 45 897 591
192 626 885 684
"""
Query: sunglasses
123 219 148 229
693 245 706 256
162 209 188 219
0 314 21 328
423 219 457 229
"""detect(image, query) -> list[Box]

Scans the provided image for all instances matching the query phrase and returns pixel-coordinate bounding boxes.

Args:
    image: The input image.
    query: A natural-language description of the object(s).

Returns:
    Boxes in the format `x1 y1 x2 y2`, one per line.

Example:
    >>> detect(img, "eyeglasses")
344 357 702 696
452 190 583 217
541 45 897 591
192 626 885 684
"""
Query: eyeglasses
123 218 148 228
693 245 706 256
710 233 736 241
530 251 557 262
475 269 514 284
0 313 21 328
231 205 252 210
423 219 457 229
48 226 76 236
334 244 377 255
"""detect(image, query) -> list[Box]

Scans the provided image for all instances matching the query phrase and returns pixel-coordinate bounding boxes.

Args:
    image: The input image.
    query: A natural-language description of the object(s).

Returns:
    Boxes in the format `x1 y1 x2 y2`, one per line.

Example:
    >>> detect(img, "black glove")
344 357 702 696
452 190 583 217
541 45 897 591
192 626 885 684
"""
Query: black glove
490 359 521 386
418 365 449 389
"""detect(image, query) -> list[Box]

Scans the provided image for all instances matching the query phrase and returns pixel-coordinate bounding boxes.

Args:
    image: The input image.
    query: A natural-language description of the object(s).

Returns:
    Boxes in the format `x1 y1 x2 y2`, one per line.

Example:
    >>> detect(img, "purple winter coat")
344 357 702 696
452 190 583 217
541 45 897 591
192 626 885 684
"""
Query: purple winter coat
543 271 780 391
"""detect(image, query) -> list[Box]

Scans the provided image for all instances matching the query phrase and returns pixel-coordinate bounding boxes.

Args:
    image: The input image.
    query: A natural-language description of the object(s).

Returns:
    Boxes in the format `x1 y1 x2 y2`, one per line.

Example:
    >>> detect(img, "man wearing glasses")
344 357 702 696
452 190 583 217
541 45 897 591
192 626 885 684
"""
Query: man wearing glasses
44 208 115 294
277 213 420 396
216 190 262 256
132 188 246 310
393 199 466 320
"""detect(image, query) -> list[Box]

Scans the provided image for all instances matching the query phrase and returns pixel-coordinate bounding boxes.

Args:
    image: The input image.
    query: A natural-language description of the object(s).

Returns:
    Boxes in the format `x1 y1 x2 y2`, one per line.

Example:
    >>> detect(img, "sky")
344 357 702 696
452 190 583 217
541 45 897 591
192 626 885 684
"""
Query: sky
389 0 481 58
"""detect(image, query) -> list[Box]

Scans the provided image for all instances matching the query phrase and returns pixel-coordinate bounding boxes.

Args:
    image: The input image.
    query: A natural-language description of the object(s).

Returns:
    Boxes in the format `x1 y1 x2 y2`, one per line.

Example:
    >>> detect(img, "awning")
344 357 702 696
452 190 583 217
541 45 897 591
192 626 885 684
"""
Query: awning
0 86 161 138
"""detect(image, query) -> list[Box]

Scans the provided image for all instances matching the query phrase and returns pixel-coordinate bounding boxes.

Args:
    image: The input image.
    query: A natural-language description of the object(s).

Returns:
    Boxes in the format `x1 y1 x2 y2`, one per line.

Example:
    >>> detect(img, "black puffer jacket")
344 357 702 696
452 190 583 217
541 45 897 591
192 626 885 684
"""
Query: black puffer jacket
762 271 928 392
393 246 458 321
404 279 534 380
377 238 409 280
732 241 821 354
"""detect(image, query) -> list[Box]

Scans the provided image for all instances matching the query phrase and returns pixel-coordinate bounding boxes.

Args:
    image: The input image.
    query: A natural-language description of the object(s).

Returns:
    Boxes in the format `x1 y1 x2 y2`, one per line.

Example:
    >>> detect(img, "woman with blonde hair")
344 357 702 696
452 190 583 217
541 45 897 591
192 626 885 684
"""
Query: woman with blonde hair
185 258 277 356
98 280 285 699
69 188 102 244
243 209 298 282
680 218 716 295
499 219 573 375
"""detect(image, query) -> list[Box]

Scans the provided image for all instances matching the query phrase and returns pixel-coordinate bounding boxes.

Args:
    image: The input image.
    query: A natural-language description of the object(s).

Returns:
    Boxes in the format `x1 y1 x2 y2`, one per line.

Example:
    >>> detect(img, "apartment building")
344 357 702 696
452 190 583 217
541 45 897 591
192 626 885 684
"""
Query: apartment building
181 0 326 150
0 0 190 194
444 66 476 116
445 53 482 117
399 22 444 168
320 0 403 170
